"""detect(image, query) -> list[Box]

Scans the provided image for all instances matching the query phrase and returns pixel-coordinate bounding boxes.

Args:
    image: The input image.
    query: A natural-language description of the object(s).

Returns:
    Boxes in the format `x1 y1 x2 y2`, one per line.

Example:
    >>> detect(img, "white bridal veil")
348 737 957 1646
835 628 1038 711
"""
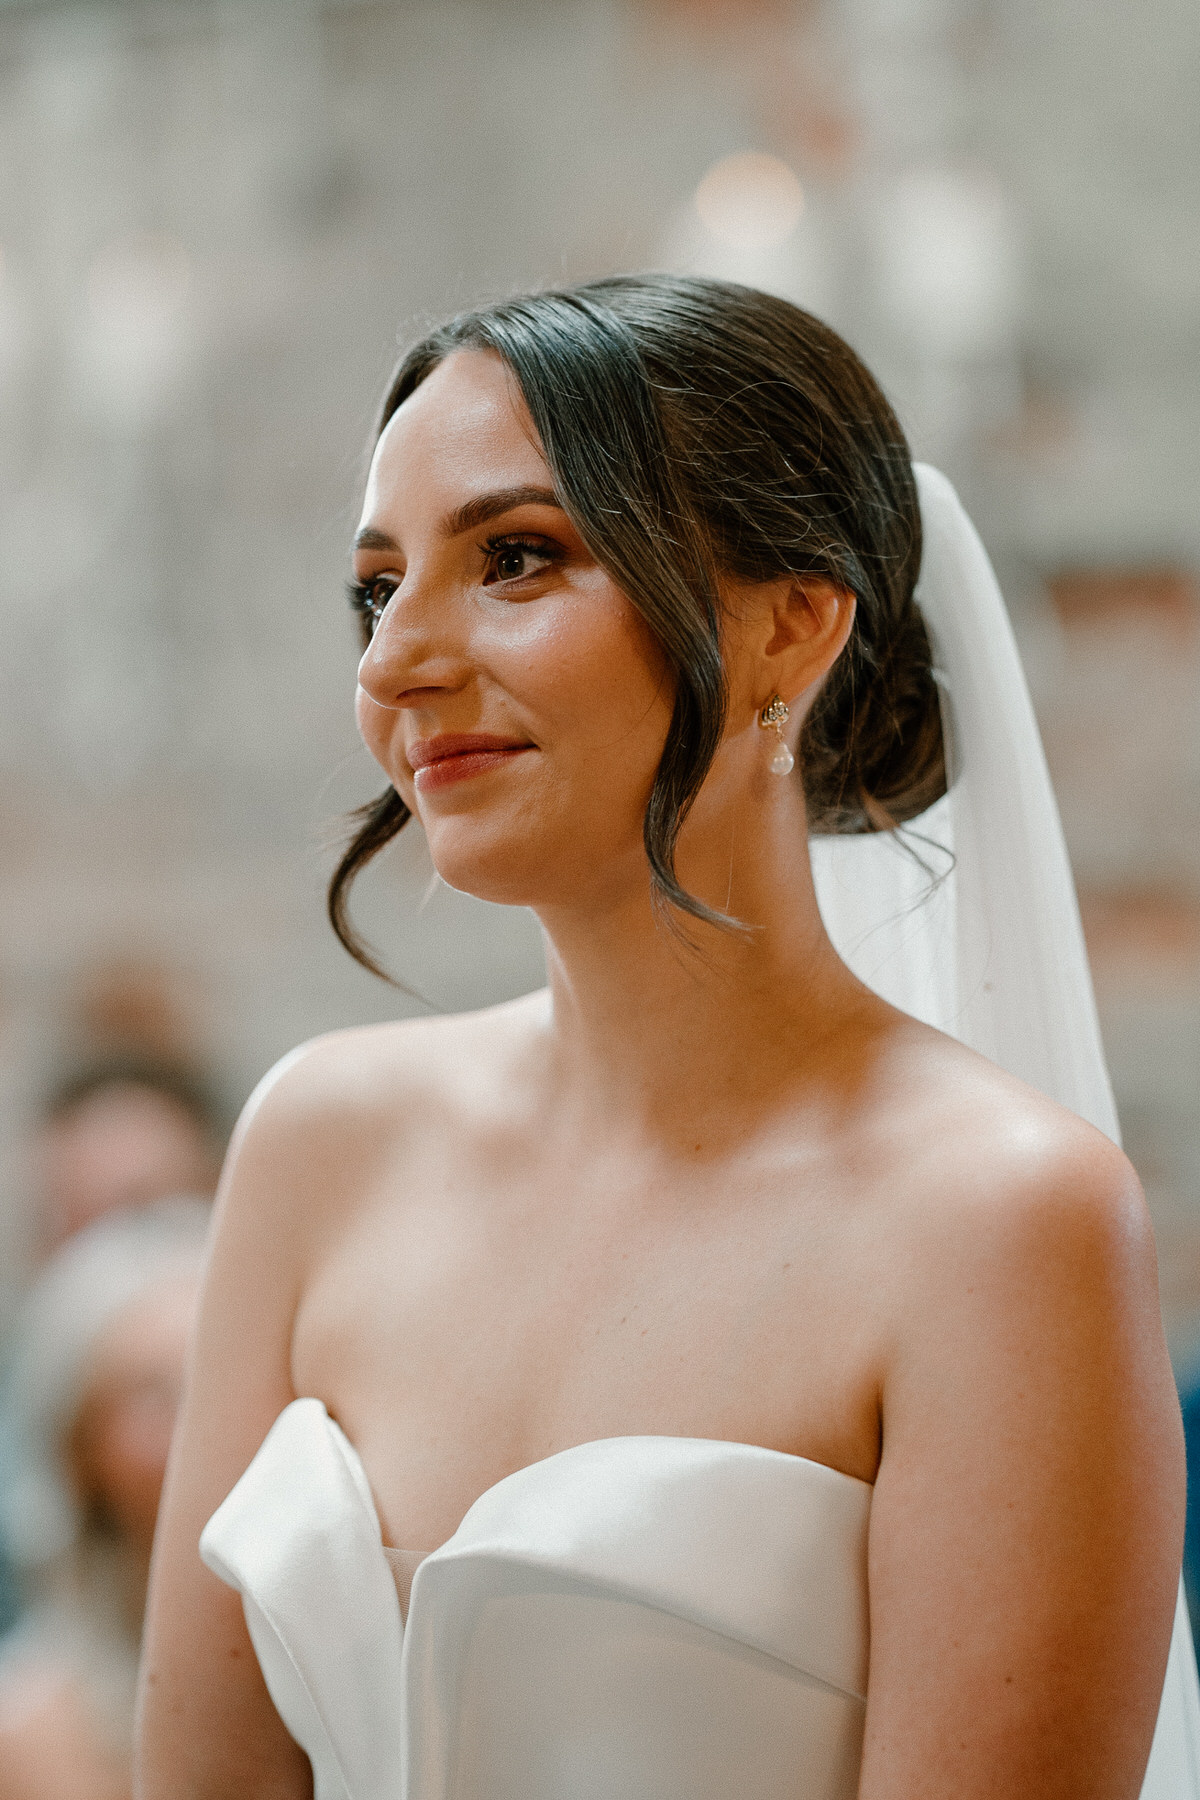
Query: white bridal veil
810 464 1200 1797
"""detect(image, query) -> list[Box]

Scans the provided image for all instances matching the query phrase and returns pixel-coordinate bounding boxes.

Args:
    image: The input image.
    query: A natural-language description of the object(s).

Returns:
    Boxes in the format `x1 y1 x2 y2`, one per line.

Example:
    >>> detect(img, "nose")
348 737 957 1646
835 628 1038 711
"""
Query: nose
355 575 467 712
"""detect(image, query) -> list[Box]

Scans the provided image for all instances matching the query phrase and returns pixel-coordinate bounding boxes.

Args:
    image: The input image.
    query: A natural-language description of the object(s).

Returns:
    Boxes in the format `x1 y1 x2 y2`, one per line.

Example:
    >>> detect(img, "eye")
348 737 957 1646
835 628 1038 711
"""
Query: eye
483 535 560 587
346 575 397 638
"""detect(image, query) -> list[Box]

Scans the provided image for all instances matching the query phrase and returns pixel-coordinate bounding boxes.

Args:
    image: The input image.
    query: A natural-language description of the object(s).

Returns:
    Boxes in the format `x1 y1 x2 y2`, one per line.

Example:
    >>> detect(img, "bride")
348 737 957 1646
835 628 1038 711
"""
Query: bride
137 275 1195 1799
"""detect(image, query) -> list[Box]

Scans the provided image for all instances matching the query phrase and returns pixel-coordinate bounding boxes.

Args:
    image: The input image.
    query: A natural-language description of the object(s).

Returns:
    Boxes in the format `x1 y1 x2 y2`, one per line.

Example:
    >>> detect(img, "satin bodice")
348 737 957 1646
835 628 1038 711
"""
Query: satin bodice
201 1397 872 1799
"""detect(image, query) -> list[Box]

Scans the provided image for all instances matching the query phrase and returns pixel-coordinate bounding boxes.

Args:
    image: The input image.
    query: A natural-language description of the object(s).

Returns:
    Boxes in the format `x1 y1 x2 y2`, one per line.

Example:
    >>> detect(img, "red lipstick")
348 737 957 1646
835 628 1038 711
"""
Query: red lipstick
408 733 533 793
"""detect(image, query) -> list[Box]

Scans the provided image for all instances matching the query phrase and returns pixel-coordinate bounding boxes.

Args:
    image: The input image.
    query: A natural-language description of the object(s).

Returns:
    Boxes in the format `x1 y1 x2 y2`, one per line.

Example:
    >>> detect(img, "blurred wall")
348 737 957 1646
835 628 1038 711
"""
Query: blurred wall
0 0 1197 1343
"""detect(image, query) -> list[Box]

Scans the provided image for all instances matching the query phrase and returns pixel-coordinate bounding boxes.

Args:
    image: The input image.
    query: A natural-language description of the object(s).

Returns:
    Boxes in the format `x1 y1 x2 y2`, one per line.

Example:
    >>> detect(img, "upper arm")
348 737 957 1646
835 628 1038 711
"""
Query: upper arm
859 1123 1184 1800
136 1041 356 1800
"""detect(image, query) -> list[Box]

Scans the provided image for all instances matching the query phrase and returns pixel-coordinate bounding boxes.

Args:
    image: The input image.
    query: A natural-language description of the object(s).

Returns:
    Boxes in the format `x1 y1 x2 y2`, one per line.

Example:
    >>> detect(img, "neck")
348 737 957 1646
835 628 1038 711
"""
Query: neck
532 782 872 1145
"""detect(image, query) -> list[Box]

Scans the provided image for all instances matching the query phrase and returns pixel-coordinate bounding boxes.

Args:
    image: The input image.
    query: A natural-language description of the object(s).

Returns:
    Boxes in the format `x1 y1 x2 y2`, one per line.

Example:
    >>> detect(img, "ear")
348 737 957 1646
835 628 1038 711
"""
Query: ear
760 576 856 716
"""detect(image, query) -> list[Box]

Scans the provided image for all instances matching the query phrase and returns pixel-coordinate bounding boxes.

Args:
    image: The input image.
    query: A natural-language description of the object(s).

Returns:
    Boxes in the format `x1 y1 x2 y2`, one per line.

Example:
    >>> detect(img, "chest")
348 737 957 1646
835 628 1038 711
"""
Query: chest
290 1136 884 1547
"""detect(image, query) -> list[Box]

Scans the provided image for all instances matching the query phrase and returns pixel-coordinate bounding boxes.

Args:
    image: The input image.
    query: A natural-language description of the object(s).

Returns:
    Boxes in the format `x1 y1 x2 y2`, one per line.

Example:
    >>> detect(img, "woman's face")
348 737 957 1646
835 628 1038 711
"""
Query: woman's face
353 349 675 912
36 1084 217 1256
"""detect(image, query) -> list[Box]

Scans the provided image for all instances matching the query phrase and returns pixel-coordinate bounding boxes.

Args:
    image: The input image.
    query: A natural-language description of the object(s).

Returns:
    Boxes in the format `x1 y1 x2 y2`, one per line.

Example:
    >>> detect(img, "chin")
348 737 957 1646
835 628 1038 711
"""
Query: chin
423 821 555 910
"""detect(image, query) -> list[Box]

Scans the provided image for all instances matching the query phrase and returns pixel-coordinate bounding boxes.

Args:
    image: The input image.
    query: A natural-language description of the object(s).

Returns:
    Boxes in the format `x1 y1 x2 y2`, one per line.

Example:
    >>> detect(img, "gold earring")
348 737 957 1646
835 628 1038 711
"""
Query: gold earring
760 695 794 775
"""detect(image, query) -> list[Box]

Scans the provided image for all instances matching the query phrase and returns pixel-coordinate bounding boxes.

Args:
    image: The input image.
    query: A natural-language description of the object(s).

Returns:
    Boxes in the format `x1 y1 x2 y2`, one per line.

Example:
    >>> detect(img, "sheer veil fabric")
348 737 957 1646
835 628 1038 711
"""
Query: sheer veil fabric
810 464 1200 1797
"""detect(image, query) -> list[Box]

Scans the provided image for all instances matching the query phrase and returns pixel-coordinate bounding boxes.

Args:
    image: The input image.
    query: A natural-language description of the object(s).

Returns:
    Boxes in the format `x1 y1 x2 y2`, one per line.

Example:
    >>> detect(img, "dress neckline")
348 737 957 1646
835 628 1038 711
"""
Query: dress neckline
317 1408 874 1564
201 1393 880 1795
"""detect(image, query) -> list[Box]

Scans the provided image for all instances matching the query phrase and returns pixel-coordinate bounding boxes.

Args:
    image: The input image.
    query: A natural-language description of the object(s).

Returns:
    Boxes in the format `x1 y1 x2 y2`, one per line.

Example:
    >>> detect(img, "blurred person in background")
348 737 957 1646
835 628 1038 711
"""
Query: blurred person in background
0 1060 223 1649
0 1202 207 1800
31 1060 222 1259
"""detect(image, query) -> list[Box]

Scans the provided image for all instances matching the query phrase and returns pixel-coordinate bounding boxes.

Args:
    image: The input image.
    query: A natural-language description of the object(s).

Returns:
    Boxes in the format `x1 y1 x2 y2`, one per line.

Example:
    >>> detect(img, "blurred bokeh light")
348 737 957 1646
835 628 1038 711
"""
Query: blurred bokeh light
694 151 806 248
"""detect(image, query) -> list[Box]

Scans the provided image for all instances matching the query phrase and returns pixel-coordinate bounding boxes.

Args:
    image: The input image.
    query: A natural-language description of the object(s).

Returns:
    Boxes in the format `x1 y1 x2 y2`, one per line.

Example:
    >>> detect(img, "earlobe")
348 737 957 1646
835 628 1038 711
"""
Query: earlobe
759 695 795 776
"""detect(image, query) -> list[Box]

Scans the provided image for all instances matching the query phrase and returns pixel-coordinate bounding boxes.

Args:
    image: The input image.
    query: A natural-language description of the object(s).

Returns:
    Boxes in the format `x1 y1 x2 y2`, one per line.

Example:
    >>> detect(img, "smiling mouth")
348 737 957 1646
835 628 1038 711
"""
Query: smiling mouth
408 734 534 793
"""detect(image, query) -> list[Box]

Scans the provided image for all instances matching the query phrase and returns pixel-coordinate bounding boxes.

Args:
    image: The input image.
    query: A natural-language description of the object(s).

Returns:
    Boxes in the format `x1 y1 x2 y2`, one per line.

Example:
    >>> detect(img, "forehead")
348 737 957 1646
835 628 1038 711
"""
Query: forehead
362 349 549 525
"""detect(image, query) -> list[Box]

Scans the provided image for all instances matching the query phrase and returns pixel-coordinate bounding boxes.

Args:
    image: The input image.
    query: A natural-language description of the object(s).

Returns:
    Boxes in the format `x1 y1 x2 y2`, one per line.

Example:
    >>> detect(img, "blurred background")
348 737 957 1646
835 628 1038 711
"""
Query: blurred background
0 0 1197 1784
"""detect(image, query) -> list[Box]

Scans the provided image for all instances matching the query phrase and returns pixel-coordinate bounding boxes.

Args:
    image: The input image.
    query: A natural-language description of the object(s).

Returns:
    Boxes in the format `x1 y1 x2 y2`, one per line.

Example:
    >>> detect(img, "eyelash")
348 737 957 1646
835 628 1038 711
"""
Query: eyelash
482 533 561 585
345 576 394 636
346 535 560 637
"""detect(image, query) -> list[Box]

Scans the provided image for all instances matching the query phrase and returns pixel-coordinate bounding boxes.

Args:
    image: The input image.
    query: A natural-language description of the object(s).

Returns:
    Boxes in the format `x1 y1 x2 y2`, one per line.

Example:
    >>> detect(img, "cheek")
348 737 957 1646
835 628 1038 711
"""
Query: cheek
491 595 671 762
354 684 383 753
355 685 411 792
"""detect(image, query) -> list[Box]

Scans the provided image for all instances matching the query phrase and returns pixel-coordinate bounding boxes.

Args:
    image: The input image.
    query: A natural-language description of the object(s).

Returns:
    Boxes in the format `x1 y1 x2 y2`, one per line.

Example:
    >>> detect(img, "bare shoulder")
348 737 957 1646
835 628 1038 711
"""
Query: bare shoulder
859 1015 1180 1461
877 1022 1158 1303
218 989 551 1236
196 988 552 1366
264 987 547 1102
240 986 549 1132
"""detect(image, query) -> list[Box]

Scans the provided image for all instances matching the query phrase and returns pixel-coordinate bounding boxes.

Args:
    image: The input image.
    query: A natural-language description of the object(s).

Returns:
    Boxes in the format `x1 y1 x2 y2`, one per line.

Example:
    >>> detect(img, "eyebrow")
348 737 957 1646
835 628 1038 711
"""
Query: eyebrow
445 484 561 536
353 526 400 551
353 485 562 554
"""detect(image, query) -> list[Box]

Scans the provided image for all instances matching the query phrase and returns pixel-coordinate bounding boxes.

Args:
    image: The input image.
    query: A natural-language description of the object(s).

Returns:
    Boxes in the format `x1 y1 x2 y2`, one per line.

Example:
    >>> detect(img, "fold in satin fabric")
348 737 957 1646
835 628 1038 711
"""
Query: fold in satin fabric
201 1398 871 1800
201 1399 406 1800
382 1547 428 1625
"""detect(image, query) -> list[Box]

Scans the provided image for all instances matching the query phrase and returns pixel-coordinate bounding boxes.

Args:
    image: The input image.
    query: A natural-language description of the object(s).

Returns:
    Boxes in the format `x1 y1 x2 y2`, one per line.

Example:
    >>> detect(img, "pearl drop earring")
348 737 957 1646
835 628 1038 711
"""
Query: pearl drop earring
760 695 794 775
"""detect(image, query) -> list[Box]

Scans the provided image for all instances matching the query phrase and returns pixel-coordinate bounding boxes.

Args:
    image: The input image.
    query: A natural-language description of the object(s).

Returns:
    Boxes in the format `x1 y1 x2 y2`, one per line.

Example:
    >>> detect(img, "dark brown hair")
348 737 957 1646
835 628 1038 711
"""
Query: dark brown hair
330 274 944 975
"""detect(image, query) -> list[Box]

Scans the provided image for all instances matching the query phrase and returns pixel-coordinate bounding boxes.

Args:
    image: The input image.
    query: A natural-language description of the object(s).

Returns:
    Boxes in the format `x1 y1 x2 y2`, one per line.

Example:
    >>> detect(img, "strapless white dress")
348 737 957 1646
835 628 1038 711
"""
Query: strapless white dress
202 1397 1199 1799
200 1397 871 1799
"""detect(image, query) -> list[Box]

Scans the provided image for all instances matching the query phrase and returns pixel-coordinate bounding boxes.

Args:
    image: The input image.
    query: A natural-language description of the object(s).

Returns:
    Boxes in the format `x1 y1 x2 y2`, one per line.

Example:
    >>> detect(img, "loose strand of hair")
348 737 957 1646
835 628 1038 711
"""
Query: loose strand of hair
327 788 413 983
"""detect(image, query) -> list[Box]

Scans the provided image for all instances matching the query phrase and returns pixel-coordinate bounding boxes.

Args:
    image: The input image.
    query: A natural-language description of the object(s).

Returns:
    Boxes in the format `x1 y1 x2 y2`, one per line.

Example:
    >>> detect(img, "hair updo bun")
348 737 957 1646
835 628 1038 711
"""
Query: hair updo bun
331 274 946 973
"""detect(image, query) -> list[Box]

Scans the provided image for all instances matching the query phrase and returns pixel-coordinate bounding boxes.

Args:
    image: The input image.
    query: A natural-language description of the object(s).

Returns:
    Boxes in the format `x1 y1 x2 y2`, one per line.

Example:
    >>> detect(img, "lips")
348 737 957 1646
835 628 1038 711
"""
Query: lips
407 733 533 793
